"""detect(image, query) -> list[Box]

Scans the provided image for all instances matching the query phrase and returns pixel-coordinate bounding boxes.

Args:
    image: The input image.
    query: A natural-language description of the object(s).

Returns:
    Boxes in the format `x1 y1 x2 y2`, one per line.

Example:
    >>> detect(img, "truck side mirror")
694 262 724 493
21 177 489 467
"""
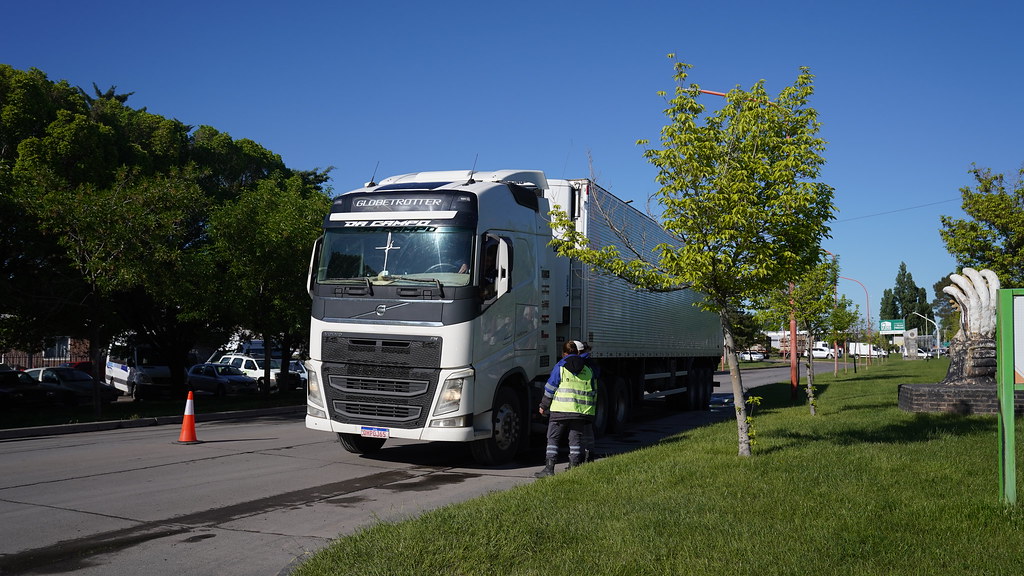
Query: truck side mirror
308 236 323 298
496 237 512 298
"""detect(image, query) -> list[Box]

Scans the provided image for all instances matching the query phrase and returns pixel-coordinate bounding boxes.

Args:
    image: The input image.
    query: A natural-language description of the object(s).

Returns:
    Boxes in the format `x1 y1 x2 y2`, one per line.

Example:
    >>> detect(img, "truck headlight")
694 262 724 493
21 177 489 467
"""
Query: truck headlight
306 363 324 407
433 370 472 416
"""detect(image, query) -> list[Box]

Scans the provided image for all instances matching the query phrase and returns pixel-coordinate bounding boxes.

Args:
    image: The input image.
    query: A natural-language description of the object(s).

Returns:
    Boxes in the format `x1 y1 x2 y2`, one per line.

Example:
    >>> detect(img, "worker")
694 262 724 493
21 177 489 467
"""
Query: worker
535 340 596 478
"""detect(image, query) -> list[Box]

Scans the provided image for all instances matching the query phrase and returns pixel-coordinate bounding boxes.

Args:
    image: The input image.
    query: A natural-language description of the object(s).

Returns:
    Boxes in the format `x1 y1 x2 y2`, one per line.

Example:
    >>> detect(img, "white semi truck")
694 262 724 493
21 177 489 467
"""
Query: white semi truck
304 170 722 464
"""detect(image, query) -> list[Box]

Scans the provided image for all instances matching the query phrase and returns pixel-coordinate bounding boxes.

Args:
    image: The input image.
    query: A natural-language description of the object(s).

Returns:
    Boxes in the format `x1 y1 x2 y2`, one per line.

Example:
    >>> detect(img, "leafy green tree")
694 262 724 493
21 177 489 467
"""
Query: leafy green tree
755 259 838 414
879 289 898 323
940 164 1024 288
727 309 768 356
2 65 327 396
879 263 933 334
551 56 834 456
209 172 331 393
932 275 959 346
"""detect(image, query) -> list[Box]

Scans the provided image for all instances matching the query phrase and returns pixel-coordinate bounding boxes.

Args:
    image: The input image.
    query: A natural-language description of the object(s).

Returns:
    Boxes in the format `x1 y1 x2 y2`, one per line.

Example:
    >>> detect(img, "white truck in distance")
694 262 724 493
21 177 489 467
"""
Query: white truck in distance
848 342 888 358
304 170 723 464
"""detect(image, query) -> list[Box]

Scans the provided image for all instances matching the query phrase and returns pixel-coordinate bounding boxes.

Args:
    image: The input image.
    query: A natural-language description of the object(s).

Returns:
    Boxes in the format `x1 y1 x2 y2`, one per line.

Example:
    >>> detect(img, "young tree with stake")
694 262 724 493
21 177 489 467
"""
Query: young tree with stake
550 55 835 456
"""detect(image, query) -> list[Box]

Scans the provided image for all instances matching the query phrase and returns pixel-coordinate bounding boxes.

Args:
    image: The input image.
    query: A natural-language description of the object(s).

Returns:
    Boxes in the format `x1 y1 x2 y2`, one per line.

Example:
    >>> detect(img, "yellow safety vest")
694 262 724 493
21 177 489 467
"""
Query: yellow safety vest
549 365 596 416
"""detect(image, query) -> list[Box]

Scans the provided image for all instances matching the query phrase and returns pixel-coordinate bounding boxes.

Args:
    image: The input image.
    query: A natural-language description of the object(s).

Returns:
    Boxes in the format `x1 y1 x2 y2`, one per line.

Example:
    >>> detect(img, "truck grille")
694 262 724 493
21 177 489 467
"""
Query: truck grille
333 375 429 397
320 333 441 429
333 400 421 422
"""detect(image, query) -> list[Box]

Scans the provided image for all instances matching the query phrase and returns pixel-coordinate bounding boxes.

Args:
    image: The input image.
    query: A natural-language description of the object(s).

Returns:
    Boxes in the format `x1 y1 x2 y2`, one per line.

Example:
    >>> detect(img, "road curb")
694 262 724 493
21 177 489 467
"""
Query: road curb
0 405 306 441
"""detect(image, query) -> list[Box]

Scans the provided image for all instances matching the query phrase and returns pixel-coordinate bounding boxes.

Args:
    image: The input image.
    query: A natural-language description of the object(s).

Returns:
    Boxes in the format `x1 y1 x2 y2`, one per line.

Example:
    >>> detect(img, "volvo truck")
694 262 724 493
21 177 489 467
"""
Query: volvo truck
304 170 722 464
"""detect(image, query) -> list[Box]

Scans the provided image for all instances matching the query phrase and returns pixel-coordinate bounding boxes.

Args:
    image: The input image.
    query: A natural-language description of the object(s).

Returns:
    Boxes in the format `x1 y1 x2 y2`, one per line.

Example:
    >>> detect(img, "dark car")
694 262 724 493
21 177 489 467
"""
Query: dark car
186 363 258 396
0 369 67 409
60 360 94 374
25 367 119 405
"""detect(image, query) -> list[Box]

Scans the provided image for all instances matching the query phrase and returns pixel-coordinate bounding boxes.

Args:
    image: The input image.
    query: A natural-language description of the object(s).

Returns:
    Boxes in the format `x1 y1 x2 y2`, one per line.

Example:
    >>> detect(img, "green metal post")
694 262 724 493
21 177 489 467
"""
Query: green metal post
996 289 1021 504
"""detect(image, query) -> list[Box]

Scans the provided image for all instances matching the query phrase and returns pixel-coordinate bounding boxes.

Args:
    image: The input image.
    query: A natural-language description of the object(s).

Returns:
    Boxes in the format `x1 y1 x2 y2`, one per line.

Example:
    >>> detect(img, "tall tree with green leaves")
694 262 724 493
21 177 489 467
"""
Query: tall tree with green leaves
2 65 328 393
879 262 933 334
727 309 768 356
940 164 1024 288
551 55 835 456
209 172 331 393
932 275 959 345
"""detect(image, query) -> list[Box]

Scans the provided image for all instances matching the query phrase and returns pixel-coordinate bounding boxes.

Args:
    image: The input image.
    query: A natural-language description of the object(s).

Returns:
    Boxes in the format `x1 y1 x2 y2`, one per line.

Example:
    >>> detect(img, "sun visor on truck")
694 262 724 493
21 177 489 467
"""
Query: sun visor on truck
325 191 478 228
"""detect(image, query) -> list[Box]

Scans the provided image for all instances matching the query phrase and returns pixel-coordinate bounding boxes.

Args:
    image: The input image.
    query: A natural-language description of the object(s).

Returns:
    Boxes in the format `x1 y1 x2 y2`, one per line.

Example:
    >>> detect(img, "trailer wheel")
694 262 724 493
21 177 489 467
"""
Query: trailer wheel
470 387 522 465
606 376 631 432
591 382 610 437
337 433 386 454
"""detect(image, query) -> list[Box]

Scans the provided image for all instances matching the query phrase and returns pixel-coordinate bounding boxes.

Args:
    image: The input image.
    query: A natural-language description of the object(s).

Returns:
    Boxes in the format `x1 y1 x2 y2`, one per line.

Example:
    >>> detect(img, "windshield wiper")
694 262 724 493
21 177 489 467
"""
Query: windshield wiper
380 276 445 297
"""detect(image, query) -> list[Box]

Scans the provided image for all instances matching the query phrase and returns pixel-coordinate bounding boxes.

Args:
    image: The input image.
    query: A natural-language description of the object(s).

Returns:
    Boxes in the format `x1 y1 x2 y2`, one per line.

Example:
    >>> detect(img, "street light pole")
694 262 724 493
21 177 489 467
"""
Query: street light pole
912 311 938 353
839 275 872 365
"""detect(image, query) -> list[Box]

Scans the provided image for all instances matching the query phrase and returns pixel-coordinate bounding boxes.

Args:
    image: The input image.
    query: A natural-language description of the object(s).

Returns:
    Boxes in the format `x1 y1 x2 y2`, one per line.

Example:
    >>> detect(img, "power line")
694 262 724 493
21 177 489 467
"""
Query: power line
837 197 960 223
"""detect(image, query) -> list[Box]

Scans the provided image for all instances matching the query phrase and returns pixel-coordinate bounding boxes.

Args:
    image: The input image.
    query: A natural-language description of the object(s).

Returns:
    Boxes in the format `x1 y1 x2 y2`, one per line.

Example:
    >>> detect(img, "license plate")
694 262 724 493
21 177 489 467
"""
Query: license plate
360 426 389 439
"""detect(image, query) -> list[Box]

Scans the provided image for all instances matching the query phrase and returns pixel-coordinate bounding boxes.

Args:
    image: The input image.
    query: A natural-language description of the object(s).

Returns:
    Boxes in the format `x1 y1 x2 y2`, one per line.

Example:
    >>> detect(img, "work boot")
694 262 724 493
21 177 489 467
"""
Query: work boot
567 455 583 470
534 458 556 478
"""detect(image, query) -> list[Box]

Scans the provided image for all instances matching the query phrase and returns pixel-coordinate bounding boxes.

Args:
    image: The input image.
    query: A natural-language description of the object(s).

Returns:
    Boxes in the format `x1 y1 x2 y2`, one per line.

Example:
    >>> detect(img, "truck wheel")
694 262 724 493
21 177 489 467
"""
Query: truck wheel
606 376 631 432
470 387 522 465
337 433 386 454
592 382 609 437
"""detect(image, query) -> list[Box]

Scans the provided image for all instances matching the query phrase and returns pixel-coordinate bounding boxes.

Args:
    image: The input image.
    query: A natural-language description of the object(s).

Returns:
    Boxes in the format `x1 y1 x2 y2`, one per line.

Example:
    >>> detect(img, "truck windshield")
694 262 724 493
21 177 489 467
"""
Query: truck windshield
318 226 474 286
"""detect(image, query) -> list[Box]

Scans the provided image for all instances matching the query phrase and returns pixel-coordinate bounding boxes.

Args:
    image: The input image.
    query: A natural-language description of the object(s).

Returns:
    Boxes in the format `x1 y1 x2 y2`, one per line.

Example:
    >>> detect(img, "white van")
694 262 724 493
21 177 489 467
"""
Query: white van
105 342 173 400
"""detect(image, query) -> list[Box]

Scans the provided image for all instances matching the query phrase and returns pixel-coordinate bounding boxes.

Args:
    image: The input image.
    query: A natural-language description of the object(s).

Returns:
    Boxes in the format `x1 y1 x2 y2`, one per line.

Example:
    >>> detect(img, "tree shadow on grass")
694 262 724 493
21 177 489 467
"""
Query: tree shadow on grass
760 410 998 455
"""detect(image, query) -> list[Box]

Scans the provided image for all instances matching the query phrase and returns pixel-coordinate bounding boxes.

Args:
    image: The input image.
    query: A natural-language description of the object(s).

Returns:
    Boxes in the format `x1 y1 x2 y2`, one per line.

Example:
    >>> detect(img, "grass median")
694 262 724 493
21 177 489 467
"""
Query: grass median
293 358 1024 576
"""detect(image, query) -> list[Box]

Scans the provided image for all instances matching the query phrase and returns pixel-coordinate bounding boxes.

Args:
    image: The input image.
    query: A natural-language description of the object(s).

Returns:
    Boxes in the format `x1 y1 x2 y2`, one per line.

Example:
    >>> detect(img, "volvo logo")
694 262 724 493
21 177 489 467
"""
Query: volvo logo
375 304 387 316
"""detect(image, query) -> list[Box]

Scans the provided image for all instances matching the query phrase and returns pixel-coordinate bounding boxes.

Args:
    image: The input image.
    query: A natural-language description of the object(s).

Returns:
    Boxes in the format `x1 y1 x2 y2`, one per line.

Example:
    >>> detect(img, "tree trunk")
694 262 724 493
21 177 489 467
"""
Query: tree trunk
722 313 752 457
804 352 817 416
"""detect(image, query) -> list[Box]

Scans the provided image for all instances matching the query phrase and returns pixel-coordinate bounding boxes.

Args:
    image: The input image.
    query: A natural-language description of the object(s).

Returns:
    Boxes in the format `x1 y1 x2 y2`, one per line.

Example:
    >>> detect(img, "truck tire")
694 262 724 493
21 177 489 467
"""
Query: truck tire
606 376 631 432
337 433 386 454
470 387 522 465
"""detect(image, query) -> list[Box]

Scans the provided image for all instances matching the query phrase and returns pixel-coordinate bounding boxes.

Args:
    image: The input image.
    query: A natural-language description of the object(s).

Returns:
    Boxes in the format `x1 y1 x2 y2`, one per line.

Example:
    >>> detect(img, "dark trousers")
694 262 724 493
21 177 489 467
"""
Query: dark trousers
544 417 588 462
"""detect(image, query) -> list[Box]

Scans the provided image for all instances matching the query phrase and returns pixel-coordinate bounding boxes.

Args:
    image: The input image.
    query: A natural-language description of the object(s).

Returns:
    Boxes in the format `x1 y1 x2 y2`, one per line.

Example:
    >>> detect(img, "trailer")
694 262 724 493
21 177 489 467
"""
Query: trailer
304 170 722 465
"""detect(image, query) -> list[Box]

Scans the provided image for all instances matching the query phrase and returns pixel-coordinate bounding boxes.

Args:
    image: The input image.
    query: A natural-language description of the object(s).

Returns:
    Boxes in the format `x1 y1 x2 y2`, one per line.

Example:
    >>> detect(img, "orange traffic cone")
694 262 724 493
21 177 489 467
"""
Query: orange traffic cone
176 391 201 444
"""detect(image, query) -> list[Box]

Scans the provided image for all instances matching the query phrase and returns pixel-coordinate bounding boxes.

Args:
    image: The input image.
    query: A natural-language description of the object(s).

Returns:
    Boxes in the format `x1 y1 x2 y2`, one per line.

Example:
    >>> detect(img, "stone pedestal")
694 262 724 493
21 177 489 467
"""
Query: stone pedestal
897 338 1016 415
898 382 1024 415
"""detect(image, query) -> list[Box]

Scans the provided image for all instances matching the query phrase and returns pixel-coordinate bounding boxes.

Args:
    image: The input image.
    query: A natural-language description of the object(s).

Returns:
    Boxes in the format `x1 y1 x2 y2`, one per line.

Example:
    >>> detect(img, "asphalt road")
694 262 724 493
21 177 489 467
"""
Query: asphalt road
0 366 793 576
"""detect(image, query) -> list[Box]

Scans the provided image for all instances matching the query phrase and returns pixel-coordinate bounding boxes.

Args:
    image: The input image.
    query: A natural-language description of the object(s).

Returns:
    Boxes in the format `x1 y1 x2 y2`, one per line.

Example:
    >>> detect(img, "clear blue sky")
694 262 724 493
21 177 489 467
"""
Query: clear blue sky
5 0 1022 330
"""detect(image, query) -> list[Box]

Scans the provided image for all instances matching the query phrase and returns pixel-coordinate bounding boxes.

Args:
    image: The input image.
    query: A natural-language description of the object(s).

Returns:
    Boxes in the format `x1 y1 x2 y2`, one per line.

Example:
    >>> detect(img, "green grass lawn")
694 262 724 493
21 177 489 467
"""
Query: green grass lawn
293 358 1024 576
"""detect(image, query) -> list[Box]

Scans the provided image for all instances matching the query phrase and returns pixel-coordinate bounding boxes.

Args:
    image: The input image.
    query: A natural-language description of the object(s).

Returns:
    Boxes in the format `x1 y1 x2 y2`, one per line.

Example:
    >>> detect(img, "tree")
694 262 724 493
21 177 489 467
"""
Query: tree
879 263 933 334
2 64 328 396
551 56 834 456
940 164 1024 288
755 259 839 415
727 309 768 355
209 172 331 393
879 289 897 323
932 275 959 346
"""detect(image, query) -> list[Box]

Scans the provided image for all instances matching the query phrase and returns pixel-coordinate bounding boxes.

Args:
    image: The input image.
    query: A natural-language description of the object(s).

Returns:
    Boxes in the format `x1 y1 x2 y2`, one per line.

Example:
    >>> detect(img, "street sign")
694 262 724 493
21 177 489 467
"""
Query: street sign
879 319 905 332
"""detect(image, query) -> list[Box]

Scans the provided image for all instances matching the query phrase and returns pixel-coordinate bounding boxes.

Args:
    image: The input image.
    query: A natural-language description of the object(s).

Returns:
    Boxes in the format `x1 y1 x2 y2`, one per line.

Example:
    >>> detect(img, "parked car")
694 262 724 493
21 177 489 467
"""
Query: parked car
738 351 765 362
902 348 934 359
186 363 258 396
274 358 305 389
24 367 119 405
0 368 68 409
215 354 283 391
806 346 836 359
59 361 94 374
